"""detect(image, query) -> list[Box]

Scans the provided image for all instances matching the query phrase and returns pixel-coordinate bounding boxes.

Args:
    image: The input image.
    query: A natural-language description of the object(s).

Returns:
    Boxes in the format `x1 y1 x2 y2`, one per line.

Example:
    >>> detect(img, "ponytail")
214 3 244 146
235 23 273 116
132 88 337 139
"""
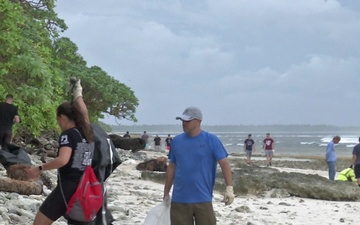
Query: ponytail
57 102 94 143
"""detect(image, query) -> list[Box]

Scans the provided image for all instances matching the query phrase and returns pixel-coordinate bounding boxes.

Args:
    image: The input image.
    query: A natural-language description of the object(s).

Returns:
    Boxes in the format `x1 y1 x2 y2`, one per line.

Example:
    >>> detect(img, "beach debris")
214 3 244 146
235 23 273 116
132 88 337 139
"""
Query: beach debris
0 178 42 195
235 205 252 213
7 164 52 190
6 164 32 181
340 218 345 222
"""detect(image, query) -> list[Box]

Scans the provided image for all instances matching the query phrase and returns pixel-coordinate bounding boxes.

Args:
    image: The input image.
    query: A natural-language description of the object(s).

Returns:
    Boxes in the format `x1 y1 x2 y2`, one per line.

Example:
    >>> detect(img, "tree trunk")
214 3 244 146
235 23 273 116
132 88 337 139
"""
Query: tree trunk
0 178 42 195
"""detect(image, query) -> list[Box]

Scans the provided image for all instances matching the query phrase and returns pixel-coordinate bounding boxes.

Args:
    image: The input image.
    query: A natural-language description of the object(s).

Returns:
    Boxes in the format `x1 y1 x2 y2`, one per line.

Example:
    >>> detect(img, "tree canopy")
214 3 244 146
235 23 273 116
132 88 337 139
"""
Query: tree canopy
0 0 138 136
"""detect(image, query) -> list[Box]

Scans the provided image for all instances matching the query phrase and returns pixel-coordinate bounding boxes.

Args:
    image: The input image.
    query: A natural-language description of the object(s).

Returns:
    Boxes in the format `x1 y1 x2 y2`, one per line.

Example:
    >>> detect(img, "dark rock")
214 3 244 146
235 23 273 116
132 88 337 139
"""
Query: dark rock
223 163 360 201
40 151 47 163
143 161 360 201
40 173 53 190
108 134 146 152
235 206 251 213
279 202 292 206
279 210 290 213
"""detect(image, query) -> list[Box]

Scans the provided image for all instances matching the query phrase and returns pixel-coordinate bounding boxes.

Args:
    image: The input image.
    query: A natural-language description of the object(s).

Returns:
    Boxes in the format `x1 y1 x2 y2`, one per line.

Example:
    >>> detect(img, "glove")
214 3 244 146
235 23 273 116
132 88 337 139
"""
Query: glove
70 77 83 99
223 186 235 205
163 194 171 206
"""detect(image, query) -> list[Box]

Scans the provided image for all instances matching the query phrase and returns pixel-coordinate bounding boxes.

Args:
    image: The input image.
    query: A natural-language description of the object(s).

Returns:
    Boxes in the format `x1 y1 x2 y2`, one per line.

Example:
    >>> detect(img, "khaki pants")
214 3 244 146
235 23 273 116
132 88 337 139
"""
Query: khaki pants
170 202 216 225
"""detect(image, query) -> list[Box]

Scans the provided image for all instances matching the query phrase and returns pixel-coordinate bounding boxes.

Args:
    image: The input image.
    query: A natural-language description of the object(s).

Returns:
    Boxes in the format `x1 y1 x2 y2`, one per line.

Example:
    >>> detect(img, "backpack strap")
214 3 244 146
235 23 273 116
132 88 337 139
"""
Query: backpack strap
73 128 84 141
58 171 68 208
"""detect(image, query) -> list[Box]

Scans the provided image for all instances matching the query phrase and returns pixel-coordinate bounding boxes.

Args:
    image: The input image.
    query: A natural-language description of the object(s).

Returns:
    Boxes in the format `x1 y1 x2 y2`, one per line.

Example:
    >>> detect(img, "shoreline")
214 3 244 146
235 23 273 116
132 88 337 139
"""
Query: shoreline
229 153 353 172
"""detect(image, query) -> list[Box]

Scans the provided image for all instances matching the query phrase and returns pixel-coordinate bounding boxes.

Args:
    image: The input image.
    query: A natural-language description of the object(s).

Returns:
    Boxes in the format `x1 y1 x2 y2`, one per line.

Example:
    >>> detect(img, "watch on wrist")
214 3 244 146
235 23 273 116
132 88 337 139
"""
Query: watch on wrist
38 165 43 171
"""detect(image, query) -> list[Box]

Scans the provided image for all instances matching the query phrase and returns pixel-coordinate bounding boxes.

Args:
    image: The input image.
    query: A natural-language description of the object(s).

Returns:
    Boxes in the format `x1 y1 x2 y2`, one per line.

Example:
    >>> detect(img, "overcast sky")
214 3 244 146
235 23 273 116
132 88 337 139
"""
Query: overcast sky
55 0 360 126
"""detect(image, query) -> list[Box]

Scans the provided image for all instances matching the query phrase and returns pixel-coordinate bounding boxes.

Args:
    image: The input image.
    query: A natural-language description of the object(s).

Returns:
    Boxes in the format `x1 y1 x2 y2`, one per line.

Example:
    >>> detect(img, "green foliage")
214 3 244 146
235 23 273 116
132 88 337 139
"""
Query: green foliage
0 0 61 136
0 0 139 137
52 38 139 122
15 0 67 39
82 66 139 122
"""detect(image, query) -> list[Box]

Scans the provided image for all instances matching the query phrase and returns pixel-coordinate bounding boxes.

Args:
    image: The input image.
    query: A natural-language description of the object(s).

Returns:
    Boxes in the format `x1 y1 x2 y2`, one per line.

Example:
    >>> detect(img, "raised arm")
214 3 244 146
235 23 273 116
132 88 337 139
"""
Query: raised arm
71 77 90 125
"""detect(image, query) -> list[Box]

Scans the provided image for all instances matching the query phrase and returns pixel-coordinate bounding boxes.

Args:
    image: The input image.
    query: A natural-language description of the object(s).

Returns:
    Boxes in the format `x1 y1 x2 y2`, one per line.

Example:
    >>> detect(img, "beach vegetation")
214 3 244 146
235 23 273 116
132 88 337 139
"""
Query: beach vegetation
0 0 138 137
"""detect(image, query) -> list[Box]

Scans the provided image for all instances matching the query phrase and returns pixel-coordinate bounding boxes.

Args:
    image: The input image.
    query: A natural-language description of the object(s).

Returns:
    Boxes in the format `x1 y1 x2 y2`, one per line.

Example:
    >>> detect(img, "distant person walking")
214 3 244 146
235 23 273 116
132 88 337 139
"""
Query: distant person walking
244 134 255 165
165 134 172 151
163 106 234 225
123 131 131 139
325 135 341 181
141 131 149 149
0 94 20 148
352 137 360 187
262 133 275 166
154 135 161 151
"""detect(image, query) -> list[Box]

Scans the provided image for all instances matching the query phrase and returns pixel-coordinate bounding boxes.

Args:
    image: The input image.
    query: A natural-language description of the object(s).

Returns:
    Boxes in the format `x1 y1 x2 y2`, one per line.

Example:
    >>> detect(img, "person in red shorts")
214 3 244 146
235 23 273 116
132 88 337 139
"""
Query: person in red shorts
165 134 172 151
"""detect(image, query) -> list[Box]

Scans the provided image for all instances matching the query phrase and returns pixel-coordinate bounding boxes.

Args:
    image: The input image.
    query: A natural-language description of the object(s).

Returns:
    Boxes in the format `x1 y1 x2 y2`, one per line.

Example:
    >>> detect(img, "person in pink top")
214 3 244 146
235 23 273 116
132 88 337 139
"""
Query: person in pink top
262 133 275 166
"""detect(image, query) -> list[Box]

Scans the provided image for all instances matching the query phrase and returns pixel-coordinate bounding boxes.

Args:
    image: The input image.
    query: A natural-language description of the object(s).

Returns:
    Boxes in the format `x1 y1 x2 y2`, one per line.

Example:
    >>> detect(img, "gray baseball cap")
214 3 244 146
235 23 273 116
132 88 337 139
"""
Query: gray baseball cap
176 106 203 121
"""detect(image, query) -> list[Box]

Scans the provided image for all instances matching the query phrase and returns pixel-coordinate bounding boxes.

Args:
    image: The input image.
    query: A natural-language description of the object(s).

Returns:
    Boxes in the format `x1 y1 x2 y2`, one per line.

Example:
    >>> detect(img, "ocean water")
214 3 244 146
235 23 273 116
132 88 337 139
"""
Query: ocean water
216 132 357 157
113 125 360 158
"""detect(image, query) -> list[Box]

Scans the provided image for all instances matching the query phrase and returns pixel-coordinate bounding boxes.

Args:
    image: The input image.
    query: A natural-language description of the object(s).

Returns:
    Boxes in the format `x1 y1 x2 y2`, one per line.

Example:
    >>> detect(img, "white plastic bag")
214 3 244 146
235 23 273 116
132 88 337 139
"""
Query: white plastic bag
143 201 170 225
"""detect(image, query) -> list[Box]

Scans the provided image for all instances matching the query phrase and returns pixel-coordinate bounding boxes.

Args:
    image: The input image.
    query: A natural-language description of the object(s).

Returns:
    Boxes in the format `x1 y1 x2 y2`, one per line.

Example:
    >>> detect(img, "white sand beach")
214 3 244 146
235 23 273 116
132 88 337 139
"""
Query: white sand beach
105 150 360 225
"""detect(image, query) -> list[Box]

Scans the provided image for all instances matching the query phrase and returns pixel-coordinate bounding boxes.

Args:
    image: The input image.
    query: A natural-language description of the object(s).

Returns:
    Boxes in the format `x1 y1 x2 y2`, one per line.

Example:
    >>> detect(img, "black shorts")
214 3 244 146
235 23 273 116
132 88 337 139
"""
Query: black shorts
40 180 89 225
354 164 360 179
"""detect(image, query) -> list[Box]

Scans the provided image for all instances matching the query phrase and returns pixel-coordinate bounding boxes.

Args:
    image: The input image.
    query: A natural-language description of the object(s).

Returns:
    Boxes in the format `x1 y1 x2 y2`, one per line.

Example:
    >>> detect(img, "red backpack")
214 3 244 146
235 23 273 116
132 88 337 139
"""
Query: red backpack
61 165 104 222
59 128 105 222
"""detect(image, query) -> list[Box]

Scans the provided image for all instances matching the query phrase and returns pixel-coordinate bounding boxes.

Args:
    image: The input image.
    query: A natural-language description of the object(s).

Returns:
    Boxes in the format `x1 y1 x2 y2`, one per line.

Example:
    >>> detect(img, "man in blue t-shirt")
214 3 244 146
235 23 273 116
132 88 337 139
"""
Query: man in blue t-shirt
244 134 255 165
163 106 234 225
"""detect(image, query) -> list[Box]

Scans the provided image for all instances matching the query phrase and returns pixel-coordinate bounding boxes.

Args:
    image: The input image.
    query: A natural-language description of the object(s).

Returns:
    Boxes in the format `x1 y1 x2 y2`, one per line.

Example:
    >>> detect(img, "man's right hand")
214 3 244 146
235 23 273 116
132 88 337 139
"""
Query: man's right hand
223 186 235 205
163 194 170 201
163 194 171 206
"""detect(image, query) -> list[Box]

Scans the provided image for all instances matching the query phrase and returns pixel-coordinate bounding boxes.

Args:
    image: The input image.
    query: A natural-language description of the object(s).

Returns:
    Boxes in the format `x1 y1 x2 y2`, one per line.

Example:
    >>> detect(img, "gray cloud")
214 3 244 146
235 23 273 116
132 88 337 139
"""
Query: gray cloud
55 0 360 126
